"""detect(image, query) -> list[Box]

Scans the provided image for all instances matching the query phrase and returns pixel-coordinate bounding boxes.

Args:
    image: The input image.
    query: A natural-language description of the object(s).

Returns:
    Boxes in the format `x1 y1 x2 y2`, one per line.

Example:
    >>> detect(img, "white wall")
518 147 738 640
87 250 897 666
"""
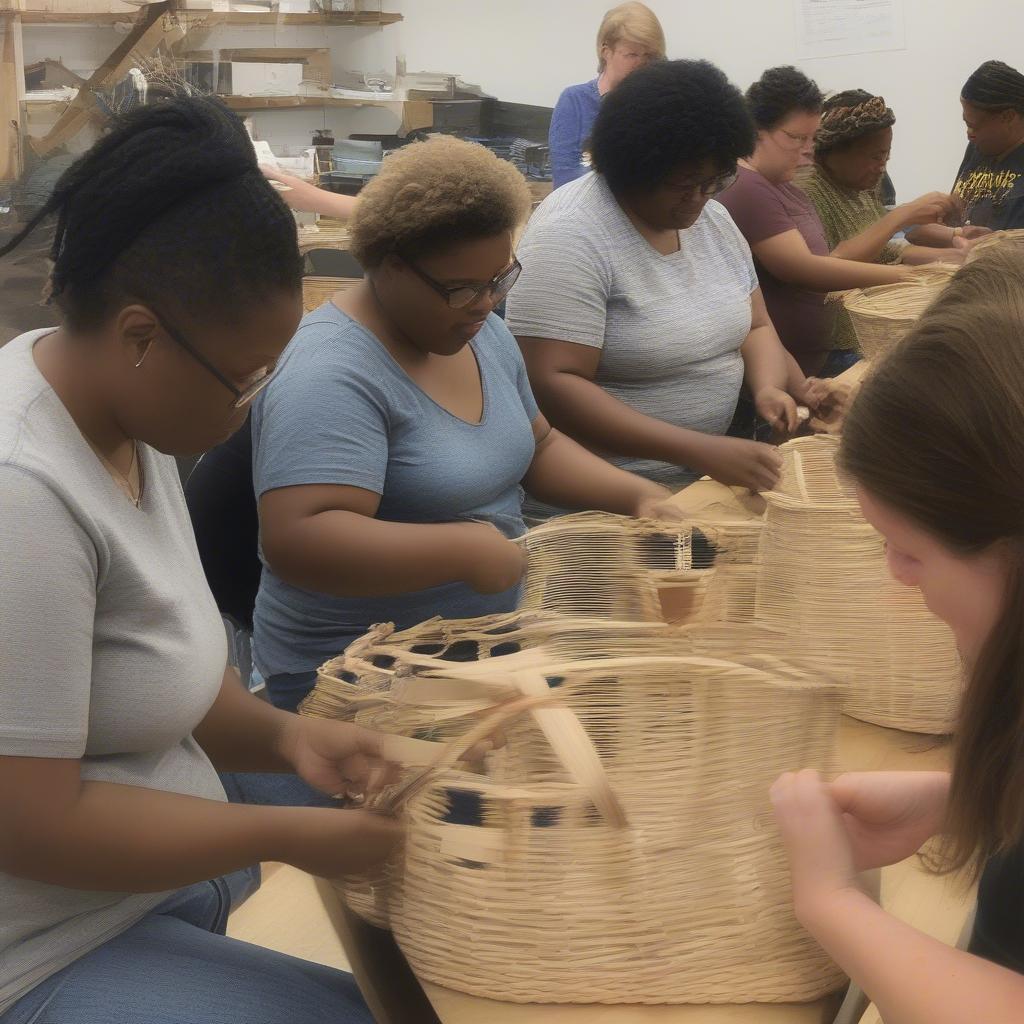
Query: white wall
392 0 1024 199
23 1 1024 194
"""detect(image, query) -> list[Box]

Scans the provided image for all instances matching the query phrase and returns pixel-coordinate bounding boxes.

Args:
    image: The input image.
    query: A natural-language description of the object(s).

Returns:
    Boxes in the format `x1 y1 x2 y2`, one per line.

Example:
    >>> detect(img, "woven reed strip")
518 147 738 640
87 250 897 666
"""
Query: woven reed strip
384 654 845 1004
755 435 961 733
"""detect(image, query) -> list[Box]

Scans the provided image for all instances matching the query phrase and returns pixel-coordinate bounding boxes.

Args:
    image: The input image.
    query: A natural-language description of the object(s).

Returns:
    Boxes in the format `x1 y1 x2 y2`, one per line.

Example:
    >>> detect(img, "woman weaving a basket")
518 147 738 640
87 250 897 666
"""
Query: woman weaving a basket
507 59 818 504
772 247 1024 1020
0 97 404 1024
251 135 681 712
719 68 944 377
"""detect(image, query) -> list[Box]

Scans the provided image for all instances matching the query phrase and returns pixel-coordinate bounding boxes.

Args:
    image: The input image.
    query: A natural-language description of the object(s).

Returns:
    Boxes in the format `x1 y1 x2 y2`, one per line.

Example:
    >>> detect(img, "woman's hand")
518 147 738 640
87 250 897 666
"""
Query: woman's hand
770 769 862 925
284 808 404 878
754 386 799 434
896 192 959 228
690 435 782 492
631 483 688 523
459 522 527 594
791 376 829 412
960 224 993 240
275 716 403 802
829 771 951 871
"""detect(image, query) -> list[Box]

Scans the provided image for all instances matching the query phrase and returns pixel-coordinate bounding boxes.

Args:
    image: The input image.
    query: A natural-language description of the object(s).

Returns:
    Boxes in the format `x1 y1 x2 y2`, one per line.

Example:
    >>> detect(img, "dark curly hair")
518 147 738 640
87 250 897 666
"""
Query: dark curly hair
590 59 755 195
746 66 823 130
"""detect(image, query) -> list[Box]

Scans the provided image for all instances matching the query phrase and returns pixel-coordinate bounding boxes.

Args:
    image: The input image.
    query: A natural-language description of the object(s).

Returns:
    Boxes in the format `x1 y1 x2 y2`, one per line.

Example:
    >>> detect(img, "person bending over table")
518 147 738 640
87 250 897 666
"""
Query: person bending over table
720 68 922 377
252 135 680 712
507 59 816 505
772 246 1024 1023
0 96 401 1024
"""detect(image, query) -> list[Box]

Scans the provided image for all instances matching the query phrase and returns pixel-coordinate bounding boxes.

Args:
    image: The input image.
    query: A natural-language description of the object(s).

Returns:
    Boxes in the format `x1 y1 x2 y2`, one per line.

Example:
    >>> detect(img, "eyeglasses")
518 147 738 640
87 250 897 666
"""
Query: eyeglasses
772 127 815 151
405 257 523 310
155 313 277 409
669 168 738 199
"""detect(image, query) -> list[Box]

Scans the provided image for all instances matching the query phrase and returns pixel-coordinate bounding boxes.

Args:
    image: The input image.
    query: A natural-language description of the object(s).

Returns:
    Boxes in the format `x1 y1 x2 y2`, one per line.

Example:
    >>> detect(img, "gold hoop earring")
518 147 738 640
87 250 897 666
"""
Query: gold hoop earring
135 341 153 369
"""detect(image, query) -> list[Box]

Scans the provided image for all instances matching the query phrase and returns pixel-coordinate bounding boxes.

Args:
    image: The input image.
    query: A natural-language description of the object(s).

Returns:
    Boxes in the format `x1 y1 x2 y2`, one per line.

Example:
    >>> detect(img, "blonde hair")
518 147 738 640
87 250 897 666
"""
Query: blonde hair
597 2 666 71
349 136 532 270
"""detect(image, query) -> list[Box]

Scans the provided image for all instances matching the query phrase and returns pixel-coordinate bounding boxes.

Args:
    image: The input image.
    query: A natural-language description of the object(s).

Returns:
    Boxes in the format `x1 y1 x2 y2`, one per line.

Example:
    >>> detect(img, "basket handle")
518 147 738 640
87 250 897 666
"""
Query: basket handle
377 679 628 829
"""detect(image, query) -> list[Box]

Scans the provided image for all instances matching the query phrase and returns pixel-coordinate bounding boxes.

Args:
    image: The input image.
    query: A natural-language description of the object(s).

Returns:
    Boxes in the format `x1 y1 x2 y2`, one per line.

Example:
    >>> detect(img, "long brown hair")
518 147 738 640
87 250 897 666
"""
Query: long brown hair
839 246 1024 875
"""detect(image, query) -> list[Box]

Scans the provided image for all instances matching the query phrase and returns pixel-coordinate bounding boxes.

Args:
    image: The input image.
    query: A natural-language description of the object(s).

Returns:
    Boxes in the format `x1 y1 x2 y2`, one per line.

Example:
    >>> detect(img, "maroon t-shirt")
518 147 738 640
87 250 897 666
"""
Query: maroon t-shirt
719 166 833 373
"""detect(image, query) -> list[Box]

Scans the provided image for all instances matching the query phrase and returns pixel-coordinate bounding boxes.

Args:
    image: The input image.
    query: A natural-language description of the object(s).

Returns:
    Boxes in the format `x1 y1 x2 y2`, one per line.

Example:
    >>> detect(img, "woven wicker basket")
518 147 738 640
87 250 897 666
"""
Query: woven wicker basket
307 611 680 926
521 511 694 622
755 435 961 733
964 228 1024 264
840 273 951 360
306 627 846 1005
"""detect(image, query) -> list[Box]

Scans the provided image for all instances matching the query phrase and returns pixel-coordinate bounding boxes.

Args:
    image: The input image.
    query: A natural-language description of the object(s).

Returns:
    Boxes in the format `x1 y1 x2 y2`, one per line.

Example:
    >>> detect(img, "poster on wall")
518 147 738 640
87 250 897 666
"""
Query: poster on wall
795 0 906 59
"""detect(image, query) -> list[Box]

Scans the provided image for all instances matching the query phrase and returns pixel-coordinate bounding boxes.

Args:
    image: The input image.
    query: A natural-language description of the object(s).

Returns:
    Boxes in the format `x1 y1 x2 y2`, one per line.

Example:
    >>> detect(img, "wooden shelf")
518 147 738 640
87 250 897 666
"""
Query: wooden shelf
19 8 402 25
220 93 401 110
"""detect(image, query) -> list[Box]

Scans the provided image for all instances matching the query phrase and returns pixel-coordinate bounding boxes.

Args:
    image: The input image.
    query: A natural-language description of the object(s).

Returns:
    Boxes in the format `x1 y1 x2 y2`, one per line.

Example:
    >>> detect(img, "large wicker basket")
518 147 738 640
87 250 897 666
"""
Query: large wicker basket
306 611 680 926
755 435 961 732
305 624 846 1005
840 270 953 360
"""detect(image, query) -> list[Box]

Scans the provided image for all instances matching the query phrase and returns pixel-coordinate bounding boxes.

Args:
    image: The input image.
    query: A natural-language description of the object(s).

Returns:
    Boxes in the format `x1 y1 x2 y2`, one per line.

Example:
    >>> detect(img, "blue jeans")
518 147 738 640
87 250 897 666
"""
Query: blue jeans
0 772 367 1024
265 670 319 713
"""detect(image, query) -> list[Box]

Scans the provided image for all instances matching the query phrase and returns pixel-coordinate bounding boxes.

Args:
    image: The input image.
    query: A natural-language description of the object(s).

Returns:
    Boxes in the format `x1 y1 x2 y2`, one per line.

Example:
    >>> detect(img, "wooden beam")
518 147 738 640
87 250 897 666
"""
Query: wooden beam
30 0 171 157
0 11 25 181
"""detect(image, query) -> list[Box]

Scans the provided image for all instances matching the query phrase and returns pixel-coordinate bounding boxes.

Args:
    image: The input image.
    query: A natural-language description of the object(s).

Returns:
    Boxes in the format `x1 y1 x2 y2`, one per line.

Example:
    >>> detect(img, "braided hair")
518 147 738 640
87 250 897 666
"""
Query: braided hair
814 90 895 154
746 66 823 131
962 60 1024 115
0 95 302 331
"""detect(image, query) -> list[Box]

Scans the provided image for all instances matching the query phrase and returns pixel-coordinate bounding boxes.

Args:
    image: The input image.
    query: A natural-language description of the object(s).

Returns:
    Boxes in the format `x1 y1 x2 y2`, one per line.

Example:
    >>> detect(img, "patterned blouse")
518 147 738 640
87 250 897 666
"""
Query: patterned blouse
798 165 902 351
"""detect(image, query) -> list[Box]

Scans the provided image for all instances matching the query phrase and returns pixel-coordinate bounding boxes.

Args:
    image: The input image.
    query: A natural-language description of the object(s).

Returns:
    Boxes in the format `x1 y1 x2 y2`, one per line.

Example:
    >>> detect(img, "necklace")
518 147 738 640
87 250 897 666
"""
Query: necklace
91 439 144 508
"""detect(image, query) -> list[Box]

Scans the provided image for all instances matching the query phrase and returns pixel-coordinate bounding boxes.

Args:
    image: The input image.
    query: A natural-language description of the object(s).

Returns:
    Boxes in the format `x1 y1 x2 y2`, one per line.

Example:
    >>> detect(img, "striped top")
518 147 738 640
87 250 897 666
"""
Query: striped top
505 172 758 490
799 165 902 351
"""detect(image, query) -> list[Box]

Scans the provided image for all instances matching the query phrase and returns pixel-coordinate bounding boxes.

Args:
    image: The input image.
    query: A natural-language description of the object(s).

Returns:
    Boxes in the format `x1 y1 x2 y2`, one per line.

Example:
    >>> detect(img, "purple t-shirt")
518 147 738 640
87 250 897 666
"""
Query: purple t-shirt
719 166 833 372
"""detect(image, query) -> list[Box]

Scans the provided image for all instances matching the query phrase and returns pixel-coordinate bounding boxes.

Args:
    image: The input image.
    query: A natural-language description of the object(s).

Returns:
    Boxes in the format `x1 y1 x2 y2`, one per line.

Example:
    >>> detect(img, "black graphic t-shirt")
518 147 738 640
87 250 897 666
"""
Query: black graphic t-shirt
953 141 1024 230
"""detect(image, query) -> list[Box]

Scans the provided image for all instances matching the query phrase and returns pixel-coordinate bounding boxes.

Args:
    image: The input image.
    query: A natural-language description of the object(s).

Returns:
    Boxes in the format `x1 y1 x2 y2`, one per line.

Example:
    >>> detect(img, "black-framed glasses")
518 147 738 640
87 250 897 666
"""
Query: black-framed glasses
669 167 739 199
405 257 523 310
156 314 277 408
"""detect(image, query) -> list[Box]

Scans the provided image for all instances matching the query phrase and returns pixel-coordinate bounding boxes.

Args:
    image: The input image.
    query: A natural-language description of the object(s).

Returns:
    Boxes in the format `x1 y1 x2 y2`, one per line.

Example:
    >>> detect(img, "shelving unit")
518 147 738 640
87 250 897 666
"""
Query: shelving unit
3 1 406 180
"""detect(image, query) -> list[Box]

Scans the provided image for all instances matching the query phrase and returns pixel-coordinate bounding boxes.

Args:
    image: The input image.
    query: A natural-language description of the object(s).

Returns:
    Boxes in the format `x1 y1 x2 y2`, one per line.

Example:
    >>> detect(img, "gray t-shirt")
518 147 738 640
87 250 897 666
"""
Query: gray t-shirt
251 304 539 678
505 173 759 489
0 330 228 1014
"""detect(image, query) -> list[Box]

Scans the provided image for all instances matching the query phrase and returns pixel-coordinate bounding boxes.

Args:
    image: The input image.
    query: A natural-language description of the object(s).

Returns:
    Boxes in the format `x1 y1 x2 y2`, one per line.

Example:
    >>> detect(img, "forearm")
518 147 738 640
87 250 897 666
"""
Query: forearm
899 244 963 266
3 779 310 892
905 224 956 247
831 209 907 262
533 372 707 467
741 325 788 397
523 428 666 512
266 512 476 597
194 665 294 773
786 252 909 290
302 191 357 219
802 889 1024 1024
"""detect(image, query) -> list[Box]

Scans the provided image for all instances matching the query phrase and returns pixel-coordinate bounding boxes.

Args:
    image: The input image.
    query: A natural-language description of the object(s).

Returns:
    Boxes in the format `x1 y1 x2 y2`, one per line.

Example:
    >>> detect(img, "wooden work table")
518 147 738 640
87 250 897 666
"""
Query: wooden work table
323 717 971 1024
